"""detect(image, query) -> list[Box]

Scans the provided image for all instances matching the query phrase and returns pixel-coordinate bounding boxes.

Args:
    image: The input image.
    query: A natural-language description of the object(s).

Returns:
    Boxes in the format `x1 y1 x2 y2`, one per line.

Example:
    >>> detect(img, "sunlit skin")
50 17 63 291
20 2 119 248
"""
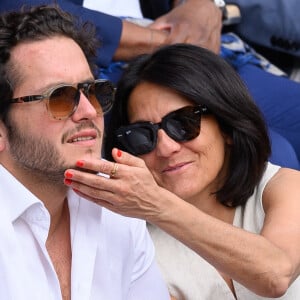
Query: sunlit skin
0 36 104 208
128 81 232 215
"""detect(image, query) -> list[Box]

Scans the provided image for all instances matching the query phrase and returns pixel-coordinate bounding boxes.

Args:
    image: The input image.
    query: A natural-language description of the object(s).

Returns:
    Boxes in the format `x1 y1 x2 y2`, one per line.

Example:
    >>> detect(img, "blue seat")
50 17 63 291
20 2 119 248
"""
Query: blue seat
269 129 299 170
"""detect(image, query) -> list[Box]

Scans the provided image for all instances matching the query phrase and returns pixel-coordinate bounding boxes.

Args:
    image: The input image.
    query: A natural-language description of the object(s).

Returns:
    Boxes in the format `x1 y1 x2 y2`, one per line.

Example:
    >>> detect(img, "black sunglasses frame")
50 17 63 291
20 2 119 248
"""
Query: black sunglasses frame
9 79 115 120
115 105 210 156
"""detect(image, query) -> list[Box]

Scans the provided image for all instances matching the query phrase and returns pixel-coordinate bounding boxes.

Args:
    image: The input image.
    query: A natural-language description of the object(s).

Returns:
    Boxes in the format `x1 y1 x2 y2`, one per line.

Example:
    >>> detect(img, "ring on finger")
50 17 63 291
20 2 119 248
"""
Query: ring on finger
110 163 118 178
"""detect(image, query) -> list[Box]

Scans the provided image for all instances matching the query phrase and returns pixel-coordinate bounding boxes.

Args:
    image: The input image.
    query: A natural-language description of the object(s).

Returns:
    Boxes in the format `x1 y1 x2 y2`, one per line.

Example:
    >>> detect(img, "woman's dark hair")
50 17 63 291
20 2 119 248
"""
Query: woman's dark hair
0 4 99 120
105 43 271 207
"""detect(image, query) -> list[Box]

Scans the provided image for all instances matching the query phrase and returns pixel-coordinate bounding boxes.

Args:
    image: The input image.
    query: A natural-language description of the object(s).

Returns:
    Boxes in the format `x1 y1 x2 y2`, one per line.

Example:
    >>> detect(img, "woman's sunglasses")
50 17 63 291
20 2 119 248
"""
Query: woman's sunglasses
115 105 210 156
9 79 115 120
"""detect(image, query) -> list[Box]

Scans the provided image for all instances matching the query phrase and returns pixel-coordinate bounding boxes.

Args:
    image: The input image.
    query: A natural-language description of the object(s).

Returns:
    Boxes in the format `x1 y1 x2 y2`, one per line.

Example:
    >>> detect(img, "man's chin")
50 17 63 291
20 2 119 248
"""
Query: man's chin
67 153 101 174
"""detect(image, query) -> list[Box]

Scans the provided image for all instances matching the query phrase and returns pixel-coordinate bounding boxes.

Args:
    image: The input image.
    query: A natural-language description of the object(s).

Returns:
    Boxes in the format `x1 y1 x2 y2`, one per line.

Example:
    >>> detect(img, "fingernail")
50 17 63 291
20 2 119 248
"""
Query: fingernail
76 160 84 167
65 171 73 179
64 178 72 185
117 149 122 157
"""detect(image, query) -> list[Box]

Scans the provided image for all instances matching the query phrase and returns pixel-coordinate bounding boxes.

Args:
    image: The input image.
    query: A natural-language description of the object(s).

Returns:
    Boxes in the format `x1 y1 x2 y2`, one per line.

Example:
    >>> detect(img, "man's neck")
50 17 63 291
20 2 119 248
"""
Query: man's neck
46 199 72 300
48 197 70 237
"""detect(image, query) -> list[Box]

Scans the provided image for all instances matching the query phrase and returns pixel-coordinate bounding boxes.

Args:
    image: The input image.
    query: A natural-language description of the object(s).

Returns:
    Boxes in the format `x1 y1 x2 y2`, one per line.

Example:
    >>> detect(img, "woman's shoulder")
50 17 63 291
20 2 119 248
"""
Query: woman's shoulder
264 163 300 191
262 162 300 211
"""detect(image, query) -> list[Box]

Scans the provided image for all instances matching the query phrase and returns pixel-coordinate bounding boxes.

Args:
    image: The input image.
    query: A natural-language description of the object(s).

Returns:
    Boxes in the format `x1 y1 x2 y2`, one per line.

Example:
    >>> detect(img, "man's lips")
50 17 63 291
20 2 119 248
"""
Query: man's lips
67 130 97 143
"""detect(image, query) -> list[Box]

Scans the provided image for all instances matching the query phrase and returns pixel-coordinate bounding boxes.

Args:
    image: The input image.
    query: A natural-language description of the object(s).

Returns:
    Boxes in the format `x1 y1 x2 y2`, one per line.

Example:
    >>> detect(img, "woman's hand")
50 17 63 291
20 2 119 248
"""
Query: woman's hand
64 148 173 222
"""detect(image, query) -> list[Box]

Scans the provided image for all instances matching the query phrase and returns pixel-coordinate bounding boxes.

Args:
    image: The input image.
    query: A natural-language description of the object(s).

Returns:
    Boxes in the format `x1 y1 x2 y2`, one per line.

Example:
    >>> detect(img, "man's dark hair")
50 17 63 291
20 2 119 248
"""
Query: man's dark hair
0 4 99 120
105 43 271 207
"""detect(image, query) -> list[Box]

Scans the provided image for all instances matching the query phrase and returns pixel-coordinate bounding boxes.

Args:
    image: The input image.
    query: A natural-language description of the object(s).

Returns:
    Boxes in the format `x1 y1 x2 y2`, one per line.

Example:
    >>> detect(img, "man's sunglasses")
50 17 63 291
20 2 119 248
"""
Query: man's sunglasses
9 79 115 120
115 105 210 156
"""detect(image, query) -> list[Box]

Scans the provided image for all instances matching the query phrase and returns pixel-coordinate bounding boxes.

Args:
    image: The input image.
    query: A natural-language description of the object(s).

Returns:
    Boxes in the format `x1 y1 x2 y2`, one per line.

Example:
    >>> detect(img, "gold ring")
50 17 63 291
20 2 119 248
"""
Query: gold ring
110 163 118 178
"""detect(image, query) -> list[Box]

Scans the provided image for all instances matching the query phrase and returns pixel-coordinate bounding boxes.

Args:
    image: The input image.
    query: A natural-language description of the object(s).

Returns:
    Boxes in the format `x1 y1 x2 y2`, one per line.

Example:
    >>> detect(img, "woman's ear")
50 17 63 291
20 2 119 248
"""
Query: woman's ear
225 135 233 145
222 132 233 145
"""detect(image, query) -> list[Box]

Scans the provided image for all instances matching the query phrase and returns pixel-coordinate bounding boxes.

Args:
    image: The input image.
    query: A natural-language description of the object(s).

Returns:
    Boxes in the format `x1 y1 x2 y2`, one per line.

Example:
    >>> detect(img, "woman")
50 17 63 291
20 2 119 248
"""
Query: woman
64 44 300 299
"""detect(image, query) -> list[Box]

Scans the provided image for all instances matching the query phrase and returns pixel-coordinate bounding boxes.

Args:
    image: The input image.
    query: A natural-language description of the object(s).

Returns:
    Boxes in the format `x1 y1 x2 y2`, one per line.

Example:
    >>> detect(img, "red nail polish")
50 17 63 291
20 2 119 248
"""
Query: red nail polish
117 149 122 157
65 171 73 179
64 179 72 185
76 160 84 167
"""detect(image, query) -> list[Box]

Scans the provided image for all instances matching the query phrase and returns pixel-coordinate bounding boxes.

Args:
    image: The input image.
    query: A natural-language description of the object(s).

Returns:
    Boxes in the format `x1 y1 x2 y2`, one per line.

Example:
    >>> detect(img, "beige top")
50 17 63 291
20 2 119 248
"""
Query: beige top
148 163 300 299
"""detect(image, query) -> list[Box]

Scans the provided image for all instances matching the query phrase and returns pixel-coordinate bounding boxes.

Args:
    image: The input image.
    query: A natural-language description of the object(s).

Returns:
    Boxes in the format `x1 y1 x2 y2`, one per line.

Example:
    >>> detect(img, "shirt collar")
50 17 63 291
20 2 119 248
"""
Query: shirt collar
0 164 43 223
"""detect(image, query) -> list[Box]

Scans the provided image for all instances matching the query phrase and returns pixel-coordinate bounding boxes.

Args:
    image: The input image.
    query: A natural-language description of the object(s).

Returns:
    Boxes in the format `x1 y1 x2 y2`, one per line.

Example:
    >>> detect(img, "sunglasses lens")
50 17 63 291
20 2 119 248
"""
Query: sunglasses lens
116 106 204 156
47 80 114 119
90 81 114 114
116 124 156 156
165 107 201 141
48 86 78 119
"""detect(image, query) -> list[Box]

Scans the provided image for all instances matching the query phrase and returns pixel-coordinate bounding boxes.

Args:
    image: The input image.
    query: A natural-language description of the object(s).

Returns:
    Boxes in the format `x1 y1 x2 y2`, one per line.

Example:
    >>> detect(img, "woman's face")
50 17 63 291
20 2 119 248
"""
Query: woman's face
128 82 231 205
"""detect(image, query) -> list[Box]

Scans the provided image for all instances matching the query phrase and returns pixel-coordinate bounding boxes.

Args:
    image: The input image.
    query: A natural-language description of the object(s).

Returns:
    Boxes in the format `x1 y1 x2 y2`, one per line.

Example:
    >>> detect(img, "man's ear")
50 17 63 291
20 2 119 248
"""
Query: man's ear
0 120 7 152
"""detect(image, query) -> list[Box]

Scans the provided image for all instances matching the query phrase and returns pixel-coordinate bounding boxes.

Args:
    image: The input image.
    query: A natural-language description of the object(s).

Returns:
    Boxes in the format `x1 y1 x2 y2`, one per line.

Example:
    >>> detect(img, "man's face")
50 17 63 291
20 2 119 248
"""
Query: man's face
1 36 104 183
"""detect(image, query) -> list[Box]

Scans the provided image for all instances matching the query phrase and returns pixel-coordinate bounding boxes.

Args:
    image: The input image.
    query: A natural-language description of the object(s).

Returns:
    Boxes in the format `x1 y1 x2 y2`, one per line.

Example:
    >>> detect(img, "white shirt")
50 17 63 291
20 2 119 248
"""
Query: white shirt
0 165 169 300
83 0 143 18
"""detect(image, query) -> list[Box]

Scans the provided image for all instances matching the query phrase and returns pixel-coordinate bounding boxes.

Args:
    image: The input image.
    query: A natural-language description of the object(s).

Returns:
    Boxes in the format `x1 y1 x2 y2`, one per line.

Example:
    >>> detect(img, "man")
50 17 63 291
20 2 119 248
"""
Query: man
1 0 299 74
0 0 222 70
140 0 300 82
0 5 169 299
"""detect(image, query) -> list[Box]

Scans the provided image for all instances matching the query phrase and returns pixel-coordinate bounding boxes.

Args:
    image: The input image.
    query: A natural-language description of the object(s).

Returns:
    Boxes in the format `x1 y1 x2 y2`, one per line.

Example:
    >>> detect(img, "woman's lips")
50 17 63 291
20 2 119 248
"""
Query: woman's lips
163 161 191 173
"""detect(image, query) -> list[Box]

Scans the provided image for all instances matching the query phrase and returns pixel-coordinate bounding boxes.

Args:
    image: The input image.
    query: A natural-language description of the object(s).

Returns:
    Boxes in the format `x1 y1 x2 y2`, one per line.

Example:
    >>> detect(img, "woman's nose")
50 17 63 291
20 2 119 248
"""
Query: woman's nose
155 129 181 157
